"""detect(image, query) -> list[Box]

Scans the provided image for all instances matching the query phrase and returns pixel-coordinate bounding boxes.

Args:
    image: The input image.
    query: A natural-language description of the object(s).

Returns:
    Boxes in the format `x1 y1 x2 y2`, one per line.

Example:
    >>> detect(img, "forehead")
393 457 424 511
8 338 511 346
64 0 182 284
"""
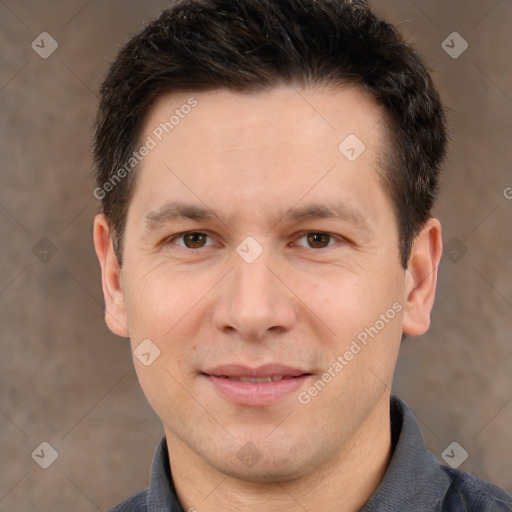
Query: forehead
129 84 390 229
142 84 384 155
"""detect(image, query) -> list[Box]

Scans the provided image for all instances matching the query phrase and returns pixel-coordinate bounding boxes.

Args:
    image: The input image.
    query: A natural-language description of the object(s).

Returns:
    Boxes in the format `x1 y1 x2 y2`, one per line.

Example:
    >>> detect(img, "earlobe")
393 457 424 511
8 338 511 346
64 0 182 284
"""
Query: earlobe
402 218 443 337
93 214 130 338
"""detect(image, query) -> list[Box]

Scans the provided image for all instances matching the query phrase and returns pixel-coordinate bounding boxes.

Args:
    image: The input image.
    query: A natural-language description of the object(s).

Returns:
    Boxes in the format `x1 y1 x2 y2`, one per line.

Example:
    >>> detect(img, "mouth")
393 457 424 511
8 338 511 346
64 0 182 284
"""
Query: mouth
214 375 302 383
201 364 313 407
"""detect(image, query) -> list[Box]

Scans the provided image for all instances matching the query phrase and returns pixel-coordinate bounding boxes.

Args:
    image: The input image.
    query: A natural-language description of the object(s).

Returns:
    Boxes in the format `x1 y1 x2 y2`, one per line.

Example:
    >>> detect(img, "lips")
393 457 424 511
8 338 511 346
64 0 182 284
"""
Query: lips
202 364 312 407
222 375 293 383
203 363 309 379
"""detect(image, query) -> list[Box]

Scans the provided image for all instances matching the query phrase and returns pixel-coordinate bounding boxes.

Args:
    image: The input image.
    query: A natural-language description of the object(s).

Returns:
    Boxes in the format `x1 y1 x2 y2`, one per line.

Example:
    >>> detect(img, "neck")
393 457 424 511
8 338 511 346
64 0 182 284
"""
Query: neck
165 395 392 512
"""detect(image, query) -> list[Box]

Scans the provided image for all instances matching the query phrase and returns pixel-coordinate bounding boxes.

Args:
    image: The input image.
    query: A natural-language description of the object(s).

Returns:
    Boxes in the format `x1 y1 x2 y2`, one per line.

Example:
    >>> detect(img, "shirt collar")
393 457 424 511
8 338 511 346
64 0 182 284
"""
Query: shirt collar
147 435 184 511
360 396 449 511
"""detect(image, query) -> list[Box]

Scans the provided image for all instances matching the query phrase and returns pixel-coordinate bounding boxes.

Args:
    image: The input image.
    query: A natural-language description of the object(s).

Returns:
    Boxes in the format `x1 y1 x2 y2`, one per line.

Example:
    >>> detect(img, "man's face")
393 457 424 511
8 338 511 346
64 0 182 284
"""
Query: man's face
99 85 416 481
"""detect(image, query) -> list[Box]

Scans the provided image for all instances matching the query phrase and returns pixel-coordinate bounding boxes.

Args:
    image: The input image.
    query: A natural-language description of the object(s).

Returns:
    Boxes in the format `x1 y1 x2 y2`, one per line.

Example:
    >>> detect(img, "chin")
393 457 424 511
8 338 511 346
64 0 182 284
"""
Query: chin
201 438 319 484
214 456 310 484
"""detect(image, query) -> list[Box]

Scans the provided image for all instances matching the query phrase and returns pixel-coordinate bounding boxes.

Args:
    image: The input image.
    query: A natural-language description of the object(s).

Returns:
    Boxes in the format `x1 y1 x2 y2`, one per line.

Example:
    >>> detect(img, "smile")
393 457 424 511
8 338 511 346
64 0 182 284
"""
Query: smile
202 364 313 407
219 375 298 383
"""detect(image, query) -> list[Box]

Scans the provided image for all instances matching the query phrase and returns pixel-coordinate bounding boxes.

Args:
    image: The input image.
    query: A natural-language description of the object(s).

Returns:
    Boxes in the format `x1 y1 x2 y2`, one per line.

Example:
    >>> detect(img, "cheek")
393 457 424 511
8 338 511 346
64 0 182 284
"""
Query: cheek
122 260 196 337
304 264 403 356
125 265 205 415
298 268 375 330
122 260 216 378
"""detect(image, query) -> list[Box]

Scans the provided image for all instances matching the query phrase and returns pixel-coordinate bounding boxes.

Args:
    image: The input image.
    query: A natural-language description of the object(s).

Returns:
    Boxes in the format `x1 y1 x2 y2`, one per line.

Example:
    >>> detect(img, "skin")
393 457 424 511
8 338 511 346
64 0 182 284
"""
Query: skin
94 84 442 512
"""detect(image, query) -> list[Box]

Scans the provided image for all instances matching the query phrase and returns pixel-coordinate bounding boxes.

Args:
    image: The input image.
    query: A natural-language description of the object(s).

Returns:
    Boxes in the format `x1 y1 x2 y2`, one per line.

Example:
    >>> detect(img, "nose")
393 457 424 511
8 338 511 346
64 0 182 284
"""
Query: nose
211 249 298 340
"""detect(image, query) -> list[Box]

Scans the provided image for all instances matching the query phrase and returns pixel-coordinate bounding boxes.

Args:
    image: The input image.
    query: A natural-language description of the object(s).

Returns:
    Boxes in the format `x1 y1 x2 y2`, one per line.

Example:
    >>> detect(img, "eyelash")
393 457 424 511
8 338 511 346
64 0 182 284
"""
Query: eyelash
166 231 343 250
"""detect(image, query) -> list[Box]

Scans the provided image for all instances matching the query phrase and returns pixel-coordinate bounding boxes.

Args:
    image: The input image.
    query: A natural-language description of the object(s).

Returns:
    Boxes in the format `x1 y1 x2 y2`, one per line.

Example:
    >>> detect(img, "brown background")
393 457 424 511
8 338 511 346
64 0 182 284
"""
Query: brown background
1 0 511 510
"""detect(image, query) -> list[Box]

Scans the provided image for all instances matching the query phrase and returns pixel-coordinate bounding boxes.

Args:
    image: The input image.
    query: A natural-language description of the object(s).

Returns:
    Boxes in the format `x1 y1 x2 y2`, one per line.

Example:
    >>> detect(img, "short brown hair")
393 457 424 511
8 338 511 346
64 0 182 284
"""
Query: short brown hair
93 0 448 268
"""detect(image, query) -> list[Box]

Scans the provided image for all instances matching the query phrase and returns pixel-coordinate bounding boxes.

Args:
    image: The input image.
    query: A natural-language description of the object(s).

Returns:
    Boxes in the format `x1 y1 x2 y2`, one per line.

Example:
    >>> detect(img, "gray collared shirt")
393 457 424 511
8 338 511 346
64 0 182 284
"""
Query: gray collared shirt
107 396 512 511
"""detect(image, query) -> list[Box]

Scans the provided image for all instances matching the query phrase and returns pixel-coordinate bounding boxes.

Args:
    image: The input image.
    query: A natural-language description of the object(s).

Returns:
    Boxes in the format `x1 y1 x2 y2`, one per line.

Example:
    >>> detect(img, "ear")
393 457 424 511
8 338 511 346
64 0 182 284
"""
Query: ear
402 217 443 337
93 214 130 337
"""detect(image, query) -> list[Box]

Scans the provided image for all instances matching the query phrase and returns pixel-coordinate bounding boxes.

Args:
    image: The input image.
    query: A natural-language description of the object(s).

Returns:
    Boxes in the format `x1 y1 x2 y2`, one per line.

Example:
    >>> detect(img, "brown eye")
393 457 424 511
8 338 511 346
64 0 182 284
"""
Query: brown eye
181 232 208 248
306 232 332 249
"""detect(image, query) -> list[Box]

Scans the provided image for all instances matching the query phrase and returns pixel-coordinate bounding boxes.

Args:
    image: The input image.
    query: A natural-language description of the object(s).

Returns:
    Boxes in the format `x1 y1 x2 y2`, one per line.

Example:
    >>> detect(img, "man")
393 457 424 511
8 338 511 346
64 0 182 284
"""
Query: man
92 0 512 510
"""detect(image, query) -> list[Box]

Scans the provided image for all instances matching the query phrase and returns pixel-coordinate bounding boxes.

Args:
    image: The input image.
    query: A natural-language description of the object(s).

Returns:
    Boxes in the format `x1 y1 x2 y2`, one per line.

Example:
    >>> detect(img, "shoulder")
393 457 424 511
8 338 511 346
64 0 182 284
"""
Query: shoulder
439 466 512 511
106 488 149 512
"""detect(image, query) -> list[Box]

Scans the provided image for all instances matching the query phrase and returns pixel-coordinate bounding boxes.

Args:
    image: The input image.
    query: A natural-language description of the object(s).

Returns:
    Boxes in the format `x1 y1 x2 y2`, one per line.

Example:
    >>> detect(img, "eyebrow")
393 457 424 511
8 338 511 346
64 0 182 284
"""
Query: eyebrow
145 202 220 230
144 200 371 232
283 202 370 231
